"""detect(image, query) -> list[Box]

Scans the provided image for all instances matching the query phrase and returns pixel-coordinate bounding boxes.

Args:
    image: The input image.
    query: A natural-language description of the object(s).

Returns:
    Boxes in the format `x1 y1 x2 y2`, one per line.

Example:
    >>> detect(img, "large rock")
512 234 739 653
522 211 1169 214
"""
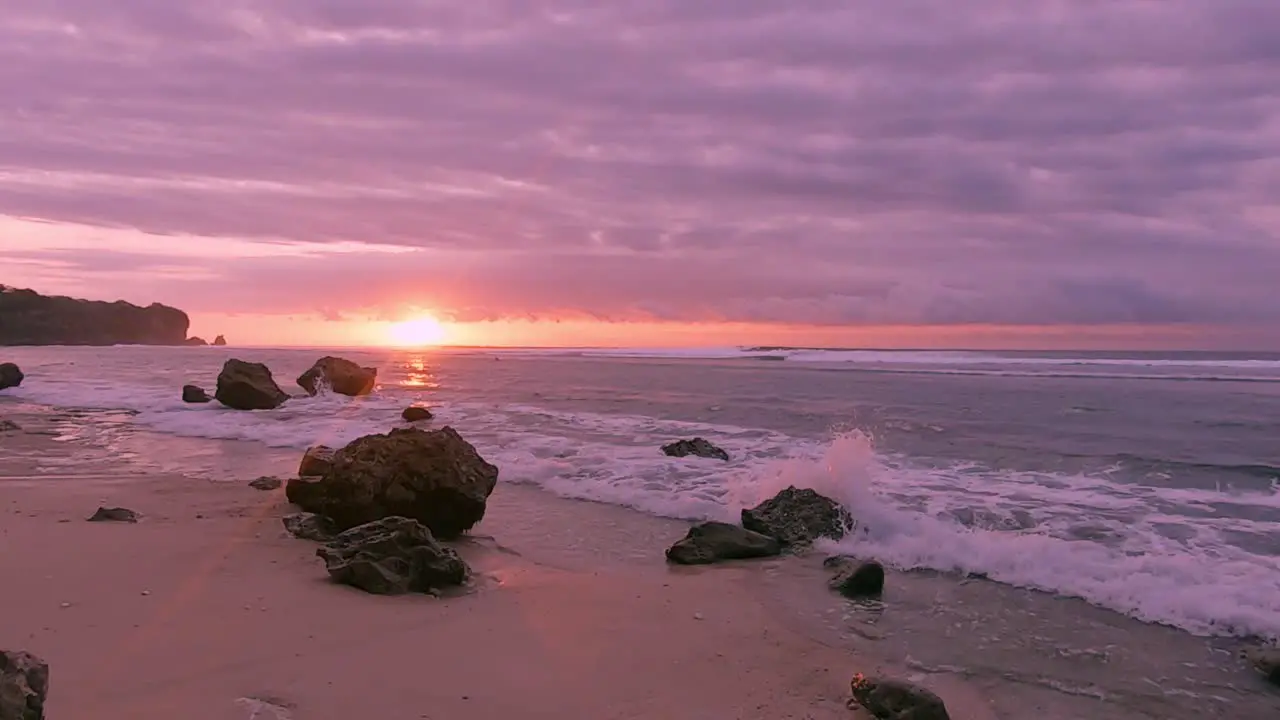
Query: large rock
317 516 469 595
297 356 377 397
0 649 49 720
298 446 336 476
0 364 23 391
848 676 950 720
0 284 188 346
182 384 211 403
661 437 729 461
825 556 885 598
1243 645 1280 685
285 427 498 539
741 486 853 548
215 359 288 410
665 521 782 565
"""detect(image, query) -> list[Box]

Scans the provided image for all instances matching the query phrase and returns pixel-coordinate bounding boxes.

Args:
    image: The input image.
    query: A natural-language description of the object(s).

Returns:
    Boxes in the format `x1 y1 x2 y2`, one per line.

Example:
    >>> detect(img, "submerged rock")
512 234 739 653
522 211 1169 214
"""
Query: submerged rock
298 446 336 477
0 420 20 433
181 384 211 404
825 556 885 598
285 427 498 539
249 476 283 491
741 486 853 548
661 437 729 461
215 359 288 410
1243 645 1280 685
87 507 139 523
0 363 23 391
282 512 337 542
666 521 782 565
0 649 49 720
297 356 377 397
402 405 433 422
317 516 469 595
849 676 950 720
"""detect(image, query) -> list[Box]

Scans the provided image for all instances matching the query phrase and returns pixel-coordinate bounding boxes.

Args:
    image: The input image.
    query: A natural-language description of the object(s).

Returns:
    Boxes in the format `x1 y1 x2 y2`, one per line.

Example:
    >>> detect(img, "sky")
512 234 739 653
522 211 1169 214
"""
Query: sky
2 1 1279 349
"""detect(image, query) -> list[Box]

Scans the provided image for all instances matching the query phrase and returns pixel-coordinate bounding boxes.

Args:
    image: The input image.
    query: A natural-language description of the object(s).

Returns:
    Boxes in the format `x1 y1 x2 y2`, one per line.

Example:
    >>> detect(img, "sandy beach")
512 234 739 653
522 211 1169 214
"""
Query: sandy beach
0 406 1000 720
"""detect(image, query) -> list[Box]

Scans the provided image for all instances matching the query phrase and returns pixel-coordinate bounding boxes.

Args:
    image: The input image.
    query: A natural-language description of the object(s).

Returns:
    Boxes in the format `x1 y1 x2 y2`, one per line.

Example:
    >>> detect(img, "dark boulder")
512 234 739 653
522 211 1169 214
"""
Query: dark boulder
298 446 337 477
1243 645 1280 686
182 384 211 404
248 476 282 491
849 676 950 720
661 437 729 461
282 512 337 542
665 521 782 565
297 356 377 397
741 486 853 548
212 335 227 346
0 649 49 720
825 556 885 598
215 359 288 410
316 516 469 595
87 507 139 523
0 284 189 346
0 363 23 391
402 405 433 422
285 427 498 539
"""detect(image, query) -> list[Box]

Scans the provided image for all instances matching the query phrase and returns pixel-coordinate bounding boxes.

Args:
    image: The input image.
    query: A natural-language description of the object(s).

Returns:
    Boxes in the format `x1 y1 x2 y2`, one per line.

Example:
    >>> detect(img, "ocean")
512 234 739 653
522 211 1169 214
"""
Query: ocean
3 344 1279 646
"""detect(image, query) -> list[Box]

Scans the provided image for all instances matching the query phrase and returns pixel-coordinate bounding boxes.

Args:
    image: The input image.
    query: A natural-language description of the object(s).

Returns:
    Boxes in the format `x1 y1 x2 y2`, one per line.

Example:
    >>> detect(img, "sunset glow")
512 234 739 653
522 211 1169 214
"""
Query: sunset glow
386 316 448 347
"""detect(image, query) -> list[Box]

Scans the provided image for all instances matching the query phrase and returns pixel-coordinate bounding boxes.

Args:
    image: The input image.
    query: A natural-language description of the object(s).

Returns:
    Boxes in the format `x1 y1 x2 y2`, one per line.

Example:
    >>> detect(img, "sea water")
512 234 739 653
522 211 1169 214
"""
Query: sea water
2 345 1278 643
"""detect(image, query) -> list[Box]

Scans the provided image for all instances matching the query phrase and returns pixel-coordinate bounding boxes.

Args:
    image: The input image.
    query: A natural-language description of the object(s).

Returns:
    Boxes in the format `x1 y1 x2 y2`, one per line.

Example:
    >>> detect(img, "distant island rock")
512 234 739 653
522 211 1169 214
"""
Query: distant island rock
0 285 189 346
212 335 227 346
184 336 209 346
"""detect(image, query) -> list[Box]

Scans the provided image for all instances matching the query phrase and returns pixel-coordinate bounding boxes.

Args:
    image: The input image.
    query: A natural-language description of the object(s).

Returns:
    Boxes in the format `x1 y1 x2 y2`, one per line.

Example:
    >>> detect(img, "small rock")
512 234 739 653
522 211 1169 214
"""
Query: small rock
826 557 886 598
661 437 729 461
212 334 227 346
0 649 49 720
1243 645 1280 685
249 476 283 491
140 590 150 596
402 405 433 422
87 507 139 523
282 512 337 542
848 676 950 720
693 612 705 620
59 603 70 609
665 521 782 565
741 486 854 548
0 363 23 391
297 446 336 477
316 516 469 595
181 384 212 404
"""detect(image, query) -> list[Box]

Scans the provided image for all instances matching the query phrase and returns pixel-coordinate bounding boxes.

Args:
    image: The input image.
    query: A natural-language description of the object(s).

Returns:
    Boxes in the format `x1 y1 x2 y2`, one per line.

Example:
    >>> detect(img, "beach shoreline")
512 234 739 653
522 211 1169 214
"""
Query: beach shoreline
1 405 1000 719
3 398 1278 719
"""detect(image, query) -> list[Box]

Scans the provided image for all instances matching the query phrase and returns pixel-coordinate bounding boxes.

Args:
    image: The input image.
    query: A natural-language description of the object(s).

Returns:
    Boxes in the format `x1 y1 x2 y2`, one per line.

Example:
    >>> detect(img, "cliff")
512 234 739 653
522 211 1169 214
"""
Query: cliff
0 285 190 346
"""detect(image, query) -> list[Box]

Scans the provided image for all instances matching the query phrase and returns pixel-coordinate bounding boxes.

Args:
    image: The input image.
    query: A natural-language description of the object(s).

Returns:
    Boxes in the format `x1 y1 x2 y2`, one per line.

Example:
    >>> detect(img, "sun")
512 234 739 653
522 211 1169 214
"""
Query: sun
387 315 448 347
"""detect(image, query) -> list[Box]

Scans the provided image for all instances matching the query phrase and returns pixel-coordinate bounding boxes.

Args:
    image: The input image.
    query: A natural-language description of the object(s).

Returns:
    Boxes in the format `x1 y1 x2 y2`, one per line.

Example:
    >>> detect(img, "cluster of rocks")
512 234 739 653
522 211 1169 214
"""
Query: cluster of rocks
281 426 498 596
663 484 884 598
179 357 432 423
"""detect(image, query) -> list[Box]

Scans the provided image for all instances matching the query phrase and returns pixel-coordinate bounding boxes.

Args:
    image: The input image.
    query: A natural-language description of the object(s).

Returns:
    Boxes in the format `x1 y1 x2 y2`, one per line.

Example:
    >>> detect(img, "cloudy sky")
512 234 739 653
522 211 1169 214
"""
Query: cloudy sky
3 0 1278 347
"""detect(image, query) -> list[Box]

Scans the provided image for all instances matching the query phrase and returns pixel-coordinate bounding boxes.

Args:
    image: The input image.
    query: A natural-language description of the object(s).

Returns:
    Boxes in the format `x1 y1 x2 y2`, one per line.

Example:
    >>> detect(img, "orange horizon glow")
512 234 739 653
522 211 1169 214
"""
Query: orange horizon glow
182 311 1280 352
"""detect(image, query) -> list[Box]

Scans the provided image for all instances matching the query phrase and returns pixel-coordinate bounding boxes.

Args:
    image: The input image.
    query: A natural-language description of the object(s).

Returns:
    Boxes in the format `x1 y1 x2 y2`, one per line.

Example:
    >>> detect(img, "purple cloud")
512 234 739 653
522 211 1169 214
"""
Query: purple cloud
1 0 1278 333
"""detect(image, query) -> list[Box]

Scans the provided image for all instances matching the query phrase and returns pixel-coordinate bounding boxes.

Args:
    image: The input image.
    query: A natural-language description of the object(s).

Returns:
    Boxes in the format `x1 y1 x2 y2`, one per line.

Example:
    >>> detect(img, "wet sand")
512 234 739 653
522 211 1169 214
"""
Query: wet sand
0 408 997 720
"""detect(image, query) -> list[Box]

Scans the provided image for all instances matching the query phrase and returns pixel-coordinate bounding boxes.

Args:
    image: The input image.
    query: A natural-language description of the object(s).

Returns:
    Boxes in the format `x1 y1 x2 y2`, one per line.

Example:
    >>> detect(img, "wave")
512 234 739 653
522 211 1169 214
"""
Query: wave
8 375 1279 641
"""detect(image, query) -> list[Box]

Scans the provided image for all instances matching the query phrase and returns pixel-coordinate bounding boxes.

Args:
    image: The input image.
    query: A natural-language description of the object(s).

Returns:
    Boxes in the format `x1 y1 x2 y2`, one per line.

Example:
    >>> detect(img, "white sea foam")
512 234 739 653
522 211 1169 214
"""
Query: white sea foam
6 366 1279 640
